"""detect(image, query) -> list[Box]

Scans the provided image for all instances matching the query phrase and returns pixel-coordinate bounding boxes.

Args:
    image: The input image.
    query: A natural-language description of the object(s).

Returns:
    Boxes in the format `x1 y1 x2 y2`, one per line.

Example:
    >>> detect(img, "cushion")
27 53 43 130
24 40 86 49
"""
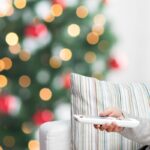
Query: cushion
71 73 150 150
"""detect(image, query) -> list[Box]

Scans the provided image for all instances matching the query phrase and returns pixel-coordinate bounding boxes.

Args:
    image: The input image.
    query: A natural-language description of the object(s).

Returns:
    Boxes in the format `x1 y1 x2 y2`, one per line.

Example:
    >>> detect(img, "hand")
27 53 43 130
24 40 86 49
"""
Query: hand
94 107 124 132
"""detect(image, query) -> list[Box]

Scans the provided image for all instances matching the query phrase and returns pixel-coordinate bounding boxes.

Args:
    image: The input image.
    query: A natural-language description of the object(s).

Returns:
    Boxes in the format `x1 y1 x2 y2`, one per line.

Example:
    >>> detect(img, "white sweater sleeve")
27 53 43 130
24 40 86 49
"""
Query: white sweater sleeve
119 112 150 145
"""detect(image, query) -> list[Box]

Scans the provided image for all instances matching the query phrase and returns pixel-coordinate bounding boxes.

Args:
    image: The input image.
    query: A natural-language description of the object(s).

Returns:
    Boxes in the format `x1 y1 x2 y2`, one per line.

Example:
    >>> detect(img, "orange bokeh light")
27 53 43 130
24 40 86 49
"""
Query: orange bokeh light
39 88 52 101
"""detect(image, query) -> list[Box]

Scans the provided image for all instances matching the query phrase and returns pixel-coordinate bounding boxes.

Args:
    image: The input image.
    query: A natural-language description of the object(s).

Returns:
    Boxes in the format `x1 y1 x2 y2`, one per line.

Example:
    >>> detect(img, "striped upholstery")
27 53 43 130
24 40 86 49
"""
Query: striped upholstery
71 73 150 150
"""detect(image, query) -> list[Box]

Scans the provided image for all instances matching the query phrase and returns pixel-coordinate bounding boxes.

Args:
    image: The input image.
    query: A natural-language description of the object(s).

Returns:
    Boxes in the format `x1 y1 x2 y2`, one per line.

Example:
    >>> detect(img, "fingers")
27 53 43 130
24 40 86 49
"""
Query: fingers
94 124 100 129
94 124 104 131
100 107 124 119
94 122 123 132
99 108 114 117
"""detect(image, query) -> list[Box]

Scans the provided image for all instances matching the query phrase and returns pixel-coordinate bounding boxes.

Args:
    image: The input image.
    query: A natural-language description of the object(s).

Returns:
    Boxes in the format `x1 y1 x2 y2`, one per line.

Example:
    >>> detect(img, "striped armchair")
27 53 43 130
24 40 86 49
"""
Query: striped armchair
39 73 150 150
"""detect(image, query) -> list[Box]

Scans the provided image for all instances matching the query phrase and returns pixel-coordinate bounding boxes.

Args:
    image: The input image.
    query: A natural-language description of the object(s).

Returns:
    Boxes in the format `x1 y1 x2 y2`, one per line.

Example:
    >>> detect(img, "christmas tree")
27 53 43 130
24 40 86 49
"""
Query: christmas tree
0 0 116 149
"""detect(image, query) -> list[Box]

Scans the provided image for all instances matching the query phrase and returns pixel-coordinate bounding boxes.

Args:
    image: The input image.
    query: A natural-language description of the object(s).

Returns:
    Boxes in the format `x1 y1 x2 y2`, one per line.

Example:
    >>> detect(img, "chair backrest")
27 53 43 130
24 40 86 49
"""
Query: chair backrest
39 120 71 150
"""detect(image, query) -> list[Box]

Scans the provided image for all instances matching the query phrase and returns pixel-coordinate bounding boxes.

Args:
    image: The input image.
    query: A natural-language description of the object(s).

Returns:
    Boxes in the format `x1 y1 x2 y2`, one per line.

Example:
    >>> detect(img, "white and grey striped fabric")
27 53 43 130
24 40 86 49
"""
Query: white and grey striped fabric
71 73 150 150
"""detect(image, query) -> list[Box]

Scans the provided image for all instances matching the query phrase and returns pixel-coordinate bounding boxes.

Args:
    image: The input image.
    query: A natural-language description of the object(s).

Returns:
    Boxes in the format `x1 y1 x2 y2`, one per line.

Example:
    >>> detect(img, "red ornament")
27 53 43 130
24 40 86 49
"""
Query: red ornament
108 57 121 70
0 94 20 115
32 109 54 126
24 23 48 38
52 0 66 8
63 73 71 89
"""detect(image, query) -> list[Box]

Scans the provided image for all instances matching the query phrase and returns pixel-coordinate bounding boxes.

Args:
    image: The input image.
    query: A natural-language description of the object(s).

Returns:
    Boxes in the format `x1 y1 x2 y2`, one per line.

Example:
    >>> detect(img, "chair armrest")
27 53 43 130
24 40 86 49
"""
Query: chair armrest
39 120 71 150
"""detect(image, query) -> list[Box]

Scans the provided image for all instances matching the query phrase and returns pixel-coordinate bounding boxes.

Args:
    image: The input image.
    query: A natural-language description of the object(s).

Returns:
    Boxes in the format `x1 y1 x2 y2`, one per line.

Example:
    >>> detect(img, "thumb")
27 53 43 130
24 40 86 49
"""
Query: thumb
100 109 113 117
109 112 124 119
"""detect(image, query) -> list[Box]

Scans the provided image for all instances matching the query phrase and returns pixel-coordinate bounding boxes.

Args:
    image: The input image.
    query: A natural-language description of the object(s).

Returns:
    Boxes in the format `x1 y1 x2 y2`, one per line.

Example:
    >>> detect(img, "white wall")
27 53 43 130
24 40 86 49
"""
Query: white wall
106 0 150 82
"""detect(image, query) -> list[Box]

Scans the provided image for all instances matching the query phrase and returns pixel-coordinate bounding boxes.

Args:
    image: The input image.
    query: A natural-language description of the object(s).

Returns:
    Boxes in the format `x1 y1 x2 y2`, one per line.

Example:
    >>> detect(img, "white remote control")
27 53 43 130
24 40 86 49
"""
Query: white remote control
74 114 139 128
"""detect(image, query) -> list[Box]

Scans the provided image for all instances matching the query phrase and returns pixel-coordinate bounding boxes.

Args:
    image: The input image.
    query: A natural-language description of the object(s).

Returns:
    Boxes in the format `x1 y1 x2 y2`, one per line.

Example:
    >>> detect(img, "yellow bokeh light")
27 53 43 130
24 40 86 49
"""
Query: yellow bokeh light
14 0 27 9
92 25 104 36
59 48 72 61
9 43 21 54
76 5 88 19
22 122 32 134
94 14 106 26
39 88 52 101
51 4 63 17
49 56 62 69
19 51 31 61
0 75 8 88
3 136 15 148
0 146 3 150
84 51 96 63
86 32 99 45
19 75 31 88
5 32 19 46
2 57 13 70
67 24 80 37
0 60 5 72
44 14 55 23
28 140 39 150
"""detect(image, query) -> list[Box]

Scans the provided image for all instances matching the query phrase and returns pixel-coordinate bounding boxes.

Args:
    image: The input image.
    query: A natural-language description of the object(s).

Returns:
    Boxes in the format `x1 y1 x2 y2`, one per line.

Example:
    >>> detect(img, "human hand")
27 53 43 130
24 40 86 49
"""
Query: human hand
94 107 124 132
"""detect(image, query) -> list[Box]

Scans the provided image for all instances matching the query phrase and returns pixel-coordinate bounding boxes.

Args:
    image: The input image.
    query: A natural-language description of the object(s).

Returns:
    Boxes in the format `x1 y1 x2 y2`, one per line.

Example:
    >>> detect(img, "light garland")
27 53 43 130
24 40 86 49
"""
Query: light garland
76 5 88 19
0 75 8 88
39 88 52 101
14 0 27 9
19 75 31 88
5 32 19 46
86 32 99 45
51 4 63 17
67 24 80 37
59 48 72 61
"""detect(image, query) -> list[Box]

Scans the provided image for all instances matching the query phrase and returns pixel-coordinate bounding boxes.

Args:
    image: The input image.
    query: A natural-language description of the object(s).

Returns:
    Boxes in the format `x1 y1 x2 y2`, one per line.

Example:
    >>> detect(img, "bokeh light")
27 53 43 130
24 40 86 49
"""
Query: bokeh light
14 0 27 9
59 48 72 61
84 51 96 63
67 24 80 37
19 75 31 88
44 14 55 23
5 32 19 46
39 88 52 101
49 56 62 69
94 14 106 26
22 122 32 134
19 51 31 61
2 57 13 70
51 4 63 17
0 0 13 17
36 70 50 84
86 32 99 45
3 136 15 148
28 140 39 150
92 25 104 36
35 0 51 20
0 75 8 88
9 43 21 54
76 5 88 19
0 146 3 150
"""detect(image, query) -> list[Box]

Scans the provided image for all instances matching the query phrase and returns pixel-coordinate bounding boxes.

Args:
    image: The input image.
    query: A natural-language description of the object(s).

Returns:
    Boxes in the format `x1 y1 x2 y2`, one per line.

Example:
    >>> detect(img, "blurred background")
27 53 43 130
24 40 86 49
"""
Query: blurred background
0 0 149 149
106 0 150 82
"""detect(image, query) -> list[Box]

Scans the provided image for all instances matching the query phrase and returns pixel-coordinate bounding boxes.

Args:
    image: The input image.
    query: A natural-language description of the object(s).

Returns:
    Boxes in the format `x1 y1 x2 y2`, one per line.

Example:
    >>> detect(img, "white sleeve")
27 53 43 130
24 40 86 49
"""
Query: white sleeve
119 112 150 145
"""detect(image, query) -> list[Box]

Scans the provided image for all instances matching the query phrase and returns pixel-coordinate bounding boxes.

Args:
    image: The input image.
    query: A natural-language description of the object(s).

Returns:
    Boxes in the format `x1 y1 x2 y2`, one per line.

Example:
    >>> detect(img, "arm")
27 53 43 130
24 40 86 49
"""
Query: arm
120 112 150 145
94 108 150 145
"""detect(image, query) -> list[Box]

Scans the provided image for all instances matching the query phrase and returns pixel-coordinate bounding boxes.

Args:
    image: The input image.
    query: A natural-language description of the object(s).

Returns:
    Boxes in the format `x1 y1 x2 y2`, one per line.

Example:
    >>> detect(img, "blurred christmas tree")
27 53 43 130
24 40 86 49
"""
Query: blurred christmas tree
0 0 116 149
